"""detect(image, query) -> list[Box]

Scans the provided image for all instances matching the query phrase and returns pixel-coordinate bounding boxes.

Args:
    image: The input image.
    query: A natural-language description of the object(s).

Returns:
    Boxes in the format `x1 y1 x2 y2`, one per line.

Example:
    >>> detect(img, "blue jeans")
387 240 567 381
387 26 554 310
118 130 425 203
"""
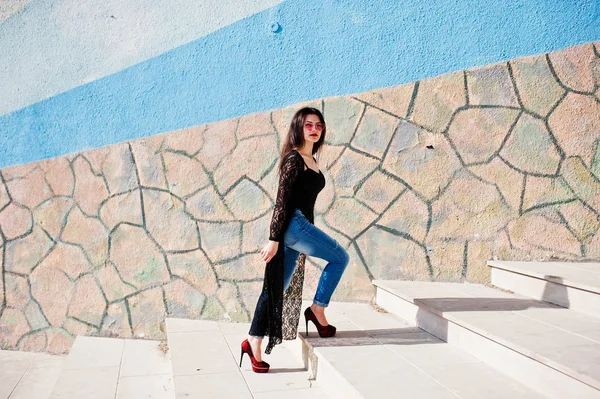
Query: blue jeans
249 208 350 338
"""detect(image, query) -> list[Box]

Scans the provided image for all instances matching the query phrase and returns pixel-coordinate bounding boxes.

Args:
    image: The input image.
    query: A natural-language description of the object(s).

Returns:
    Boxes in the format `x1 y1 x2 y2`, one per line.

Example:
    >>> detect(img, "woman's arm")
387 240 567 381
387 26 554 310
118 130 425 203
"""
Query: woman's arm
268 151 304 242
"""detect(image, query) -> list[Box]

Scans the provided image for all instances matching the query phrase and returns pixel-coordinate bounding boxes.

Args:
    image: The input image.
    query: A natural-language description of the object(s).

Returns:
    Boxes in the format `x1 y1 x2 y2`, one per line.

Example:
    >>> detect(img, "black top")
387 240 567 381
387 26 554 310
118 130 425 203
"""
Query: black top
269 149 326 242
261 149 326 354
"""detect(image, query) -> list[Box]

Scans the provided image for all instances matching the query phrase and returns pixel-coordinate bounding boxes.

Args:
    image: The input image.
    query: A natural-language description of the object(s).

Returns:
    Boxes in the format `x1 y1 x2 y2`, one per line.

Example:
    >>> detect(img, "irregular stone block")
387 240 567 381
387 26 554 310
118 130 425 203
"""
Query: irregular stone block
237 112 275 140
24 301 49 330
5 273 29 309
468 157 524 211
45 328 74 354
500 114 561 175
378 189 429 242
328 243 375 302
511 54 565 117
110 224 170 290
214 253 264 281
411 70 465 133
30 258 75 326
186 186 235 221
466 241 493 282
72 156 109 216
0 203 32 240
129 136 167 190
549 43 597 93
427 241 465 282
354 82 415 118
198 221 241 263
508 209 581 257
1 163 37 181
40 156 74 196
4 225 54 275
68 275 106 327
383 121 462 199
0 177 9 210
523 176 575 211
17 330 47 352
237 281 263 314
0 308 29 348
201 296 226 320
449 107 519 164
168 250 218 296
6 167 53 208
561 157 600 211
99 191 143 231
467 62 519 106
242 213 269 253
322 97 364 145
42 243 93 280
163 151 210 198
128 288 165 339
548 92 600 165
213 134 278 194
355 170 405 214
558 200 600 244
143 189 198 252
351 106 400 159
164 279 205 319
217 281 248 322
195 118 238 171
63 317 97 337
324 197 378 239
328 147 379 197
63 206 109 267
102 302 131 338
357 225 430 280
224 179 272 222
429 171 512 241
34 197 75 240
96 261 137 303
101 143 138 195
162 125 204 155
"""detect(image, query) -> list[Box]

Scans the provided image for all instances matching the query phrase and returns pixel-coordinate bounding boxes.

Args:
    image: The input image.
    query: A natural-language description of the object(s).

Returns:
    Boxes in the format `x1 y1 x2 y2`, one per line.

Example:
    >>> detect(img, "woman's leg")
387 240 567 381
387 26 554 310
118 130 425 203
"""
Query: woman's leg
247 226 301 358
286 214 350 309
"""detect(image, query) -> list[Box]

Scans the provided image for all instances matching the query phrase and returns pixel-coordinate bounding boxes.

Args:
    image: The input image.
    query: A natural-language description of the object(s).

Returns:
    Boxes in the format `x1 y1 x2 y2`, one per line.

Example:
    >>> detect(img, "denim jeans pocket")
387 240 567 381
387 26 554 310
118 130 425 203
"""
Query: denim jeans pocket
283 218 301 246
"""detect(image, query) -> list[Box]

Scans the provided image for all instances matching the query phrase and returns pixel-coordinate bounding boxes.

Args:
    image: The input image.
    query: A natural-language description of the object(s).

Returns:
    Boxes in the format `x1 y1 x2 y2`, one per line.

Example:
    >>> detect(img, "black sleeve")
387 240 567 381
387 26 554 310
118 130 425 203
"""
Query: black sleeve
269 151 304 242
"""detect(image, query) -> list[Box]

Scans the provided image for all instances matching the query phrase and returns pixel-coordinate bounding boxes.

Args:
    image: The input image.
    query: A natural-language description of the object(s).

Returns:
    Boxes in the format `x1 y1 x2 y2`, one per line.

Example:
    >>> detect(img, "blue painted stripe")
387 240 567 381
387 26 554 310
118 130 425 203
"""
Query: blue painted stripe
1 0 599 168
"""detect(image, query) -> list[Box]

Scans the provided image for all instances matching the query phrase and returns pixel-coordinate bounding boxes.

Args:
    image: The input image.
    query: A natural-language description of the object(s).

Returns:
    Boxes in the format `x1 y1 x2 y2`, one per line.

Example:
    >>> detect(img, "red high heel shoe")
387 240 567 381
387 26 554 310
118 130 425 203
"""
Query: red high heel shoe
304 307 336 337
239 339 270 373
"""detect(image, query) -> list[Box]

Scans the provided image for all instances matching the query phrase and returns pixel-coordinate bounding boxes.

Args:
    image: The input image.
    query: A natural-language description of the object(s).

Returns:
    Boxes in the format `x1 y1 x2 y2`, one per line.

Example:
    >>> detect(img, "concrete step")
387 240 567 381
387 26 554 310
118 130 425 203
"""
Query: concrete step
165 318 327 398
488 261 600 317
48 336 175 399
293 300 545 399
374 280 600 399
0 349 64 399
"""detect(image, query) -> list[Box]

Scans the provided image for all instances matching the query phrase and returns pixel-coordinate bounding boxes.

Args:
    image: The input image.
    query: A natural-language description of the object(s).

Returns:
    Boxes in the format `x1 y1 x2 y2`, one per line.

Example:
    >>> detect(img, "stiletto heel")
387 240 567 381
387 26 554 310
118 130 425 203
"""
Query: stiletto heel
305 318 309 336
304 307 336 338
240 339 270 373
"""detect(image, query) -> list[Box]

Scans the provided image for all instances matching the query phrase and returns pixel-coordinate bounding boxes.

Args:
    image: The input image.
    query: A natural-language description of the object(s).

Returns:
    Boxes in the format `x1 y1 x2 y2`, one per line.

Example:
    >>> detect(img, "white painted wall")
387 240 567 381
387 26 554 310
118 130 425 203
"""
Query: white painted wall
0 0 284 115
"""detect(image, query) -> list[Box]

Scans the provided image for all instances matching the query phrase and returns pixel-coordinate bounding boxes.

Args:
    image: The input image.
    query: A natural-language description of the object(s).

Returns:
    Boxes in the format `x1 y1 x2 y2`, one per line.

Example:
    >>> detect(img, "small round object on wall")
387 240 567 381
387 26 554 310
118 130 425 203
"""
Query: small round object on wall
269 22 282 33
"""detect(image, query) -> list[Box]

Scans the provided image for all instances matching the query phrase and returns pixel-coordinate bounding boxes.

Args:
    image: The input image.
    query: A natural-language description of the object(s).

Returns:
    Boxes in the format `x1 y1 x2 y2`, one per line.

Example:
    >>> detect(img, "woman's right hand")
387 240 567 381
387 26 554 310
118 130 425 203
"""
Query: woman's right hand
260 240 279 263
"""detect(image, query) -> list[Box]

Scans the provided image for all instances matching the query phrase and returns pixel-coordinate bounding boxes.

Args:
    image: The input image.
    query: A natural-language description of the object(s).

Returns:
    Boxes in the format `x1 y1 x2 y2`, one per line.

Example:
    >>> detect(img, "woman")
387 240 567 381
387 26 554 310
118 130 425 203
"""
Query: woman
239 107 350 373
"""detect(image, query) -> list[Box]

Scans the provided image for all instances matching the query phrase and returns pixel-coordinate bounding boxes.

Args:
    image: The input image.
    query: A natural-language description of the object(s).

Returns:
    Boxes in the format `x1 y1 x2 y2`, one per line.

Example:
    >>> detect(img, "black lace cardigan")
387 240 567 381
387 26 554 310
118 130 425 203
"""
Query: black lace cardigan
261 150 325 354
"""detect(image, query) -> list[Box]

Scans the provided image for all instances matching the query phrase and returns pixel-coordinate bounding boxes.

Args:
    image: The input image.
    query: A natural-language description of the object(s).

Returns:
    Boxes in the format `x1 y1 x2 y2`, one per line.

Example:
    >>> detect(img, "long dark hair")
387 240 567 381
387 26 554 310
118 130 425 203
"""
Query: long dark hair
278 107 326 173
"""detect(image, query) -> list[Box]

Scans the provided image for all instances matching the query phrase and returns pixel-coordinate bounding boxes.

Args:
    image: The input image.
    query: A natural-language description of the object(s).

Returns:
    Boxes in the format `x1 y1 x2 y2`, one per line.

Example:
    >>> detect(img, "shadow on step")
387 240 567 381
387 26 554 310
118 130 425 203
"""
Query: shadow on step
415 297 559 313
300 326 441 348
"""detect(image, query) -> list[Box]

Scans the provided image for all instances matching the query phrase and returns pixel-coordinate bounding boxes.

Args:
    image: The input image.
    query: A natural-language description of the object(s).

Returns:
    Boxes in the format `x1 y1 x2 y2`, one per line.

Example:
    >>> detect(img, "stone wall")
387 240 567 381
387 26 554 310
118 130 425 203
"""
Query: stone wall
0 41 599 353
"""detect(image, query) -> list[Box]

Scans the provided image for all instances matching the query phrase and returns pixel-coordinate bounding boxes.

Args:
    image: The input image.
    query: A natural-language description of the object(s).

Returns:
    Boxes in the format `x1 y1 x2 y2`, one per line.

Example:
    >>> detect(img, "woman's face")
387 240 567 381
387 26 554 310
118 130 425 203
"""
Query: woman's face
302 114 324 145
